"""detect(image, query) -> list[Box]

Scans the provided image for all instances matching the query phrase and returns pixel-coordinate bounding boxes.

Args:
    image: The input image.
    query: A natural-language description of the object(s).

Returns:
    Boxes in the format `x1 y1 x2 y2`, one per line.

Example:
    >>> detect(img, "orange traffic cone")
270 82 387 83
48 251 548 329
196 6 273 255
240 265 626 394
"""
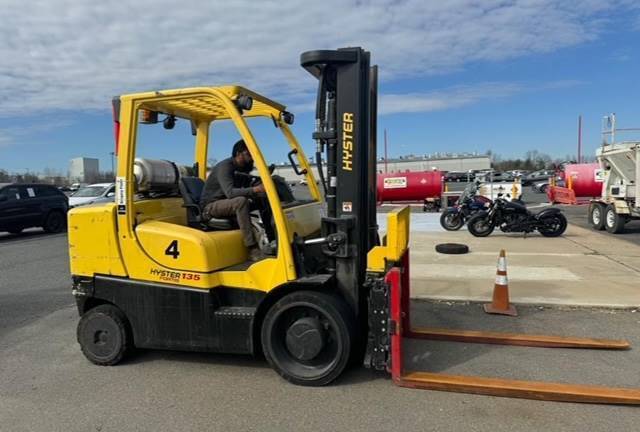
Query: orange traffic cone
484 249 517 316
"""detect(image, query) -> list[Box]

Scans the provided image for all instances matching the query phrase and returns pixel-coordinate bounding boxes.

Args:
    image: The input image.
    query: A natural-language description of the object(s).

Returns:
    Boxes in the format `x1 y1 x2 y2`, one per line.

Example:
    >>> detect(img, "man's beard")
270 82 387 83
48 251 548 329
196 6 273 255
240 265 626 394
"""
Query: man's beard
241 160 255 173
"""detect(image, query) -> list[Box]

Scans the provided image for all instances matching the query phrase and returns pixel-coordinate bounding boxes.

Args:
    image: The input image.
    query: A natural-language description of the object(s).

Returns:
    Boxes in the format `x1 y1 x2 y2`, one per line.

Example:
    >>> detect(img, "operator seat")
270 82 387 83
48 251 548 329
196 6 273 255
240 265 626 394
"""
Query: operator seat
178 176 234 230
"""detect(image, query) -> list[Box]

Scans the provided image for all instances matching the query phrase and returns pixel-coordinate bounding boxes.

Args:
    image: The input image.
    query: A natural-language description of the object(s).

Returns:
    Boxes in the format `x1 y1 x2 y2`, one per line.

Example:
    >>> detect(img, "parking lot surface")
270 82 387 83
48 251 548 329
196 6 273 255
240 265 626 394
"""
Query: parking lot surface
1 203 640 431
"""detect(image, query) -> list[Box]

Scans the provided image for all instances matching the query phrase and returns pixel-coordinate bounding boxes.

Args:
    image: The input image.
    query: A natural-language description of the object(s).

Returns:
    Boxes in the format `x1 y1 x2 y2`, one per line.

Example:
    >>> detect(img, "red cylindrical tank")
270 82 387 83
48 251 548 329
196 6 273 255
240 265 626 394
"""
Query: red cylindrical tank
377 171 443 203
564 163 602 197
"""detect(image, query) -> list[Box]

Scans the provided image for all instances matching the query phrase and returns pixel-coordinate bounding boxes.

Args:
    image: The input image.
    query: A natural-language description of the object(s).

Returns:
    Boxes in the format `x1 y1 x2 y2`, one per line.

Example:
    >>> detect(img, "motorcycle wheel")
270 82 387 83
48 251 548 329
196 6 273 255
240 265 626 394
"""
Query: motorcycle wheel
538 213 568 237
467 215 495 237
440 209 465 231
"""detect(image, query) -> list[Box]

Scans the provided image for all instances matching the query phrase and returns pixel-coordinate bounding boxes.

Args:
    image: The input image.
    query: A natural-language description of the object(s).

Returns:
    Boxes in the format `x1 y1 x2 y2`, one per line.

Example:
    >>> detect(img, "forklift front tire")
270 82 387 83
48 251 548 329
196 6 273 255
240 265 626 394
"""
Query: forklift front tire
77 304 130 366
261 291 355 386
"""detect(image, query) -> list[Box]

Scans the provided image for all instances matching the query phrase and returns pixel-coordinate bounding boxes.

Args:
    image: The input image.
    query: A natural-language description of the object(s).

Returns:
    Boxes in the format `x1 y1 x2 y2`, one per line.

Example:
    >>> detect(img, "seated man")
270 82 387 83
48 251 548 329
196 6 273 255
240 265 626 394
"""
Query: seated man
200 139 272 262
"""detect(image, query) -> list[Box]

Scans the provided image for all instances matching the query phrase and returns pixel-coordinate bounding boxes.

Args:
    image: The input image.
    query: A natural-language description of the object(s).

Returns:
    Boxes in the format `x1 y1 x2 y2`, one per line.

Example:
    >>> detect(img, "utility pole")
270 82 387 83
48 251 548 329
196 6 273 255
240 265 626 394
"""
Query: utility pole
577 115 582 164
384 128 388 173
109 152 115 176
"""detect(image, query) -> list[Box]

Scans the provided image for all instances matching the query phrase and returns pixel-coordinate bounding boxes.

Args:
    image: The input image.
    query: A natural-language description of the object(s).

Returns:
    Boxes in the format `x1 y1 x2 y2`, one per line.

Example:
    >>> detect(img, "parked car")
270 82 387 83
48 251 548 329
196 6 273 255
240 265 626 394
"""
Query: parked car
475 171 514 183
444 171 474 182
532 178 564 194
510 170 530 178
68 183 116 208
0 183 68 234
69 182 86 192
522 169 555 186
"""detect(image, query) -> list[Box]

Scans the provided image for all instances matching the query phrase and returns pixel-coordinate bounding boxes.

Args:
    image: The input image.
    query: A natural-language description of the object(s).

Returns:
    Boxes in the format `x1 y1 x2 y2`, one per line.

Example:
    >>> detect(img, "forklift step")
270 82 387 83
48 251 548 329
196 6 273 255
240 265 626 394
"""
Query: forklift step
397 371 640 405
407 327 630 350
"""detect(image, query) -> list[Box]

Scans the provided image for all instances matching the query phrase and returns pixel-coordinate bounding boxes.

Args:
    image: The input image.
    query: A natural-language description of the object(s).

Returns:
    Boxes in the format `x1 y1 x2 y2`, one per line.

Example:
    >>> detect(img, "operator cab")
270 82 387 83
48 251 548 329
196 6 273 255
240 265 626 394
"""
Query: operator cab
111 86 325 281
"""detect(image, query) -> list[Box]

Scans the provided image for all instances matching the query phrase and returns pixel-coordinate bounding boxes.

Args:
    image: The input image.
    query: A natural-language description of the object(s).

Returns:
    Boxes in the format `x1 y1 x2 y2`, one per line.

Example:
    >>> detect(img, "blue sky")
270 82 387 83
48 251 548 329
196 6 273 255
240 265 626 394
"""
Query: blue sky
1 0 639 174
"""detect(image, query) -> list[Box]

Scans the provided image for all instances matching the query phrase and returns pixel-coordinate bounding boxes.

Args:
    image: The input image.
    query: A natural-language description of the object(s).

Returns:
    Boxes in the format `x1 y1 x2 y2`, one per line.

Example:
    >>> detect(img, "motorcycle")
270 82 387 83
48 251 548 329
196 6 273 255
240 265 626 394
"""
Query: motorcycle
466 194 567 237
440 182 491 231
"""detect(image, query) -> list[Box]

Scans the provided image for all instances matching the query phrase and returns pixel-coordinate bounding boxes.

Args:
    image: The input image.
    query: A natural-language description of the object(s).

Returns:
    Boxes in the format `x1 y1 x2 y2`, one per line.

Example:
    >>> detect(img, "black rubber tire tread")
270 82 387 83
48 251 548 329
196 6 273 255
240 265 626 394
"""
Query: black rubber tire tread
43 210 65 233
539 213 568 237
604 205 626 234
467 214 495 237
440 209 465 231
589 203 605 231
77 304 130 366
261 290 355 387
435 243 469 254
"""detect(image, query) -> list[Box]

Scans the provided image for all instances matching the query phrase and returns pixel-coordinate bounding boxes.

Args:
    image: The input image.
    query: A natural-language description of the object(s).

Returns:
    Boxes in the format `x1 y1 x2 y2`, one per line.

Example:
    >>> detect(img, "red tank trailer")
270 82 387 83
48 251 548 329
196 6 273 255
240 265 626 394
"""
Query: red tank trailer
564 163 602 198
377 171 444 210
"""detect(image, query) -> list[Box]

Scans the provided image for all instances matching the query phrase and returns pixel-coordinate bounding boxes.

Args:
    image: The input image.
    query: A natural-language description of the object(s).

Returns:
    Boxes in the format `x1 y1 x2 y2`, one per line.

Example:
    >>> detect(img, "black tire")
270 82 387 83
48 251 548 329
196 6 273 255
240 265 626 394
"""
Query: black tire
435 243 469 254
77 304 130 366
604 205 626 234
589 203 605 231
540 184 549 194
7 228 23 234
261 290 355 386
43 211 65 233
538 213 568 237
467 214 495 237
440 209 465 231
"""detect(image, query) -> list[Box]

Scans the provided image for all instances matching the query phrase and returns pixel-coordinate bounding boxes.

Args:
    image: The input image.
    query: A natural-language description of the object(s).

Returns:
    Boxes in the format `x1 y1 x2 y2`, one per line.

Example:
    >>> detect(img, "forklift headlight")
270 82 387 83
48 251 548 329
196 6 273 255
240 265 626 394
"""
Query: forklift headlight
235 95 253 112
282 111 295 125
163 115 176 130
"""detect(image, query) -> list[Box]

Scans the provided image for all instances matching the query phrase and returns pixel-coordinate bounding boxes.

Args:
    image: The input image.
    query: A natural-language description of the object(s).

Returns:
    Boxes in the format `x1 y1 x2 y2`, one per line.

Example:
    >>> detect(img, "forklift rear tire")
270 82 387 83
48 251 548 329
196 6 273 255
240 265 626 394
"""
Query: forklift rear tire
77 304 130 366
261 291 355 386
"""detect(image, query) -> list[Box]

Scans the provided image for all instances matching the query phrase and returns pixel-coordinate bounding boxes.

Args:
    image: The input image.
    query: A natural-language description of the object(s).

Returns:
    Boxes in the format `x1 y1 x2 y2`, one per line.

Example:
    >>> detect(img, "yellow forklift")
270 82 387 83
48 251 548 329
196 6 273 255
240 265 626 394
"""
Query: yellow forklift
69 47 640 403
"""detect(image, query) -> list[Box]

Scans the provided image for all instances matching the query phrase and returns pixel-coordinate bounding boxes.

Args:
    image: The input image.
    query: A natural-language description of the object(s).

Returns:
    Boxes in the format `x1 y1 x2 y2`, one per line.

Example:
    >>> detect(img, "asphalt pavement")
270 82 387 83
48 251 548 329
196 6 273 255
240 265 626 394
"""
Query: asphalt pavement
0 229 73 341
1 202 640 431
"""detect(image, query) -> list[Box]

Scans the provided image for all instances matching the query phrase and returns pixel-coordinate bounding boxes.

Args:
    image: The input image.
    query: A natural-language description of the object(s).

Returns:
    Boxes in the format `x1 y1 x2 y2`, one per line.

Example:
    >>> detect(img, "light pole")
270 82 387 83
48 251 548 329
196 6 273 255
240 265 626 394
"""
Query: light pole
109 152 115 177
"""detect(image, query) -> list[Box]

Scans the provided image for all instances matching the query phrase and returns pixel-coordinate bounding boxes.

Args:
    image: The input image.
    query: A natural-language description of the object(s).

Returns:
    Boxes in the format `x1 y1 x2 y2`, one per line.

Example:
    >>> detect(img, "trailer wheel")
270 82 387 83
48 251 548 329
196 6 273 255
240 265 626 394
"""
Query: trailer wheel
589 203 605 231
261 291 354 386
604 205 626 234
77 304 130 366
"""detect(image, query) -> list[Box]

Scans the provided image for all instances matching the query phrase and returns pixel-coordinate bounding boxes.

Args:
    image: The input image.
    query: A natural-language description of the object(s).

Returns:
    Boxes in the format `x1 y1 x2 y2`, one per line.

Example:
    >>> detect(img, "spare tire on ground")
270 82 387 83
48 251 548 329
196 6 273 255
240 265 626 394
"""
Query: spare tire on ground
435 243 469 254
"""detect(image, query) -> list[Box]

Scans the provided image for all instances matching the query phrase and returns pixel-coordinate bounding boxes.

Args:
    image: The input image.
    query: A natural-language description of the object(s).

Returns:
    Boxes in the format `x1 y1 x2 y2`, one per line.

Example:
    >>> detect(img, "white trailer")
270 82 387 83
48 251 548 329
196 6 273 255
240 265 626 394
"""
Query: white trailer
588 140 640 233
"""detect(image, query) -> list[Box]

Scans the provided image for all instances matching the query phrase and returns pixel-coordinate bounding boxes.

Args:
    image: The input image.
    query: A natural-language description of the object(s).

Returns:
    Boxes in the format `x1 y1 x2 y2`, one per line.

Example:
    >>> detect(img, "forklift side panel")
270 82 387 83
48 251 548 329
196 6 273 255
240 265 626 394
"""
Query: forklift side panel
68 203 127 277
282 202 323 240
135 220 247 272
93 275 261 354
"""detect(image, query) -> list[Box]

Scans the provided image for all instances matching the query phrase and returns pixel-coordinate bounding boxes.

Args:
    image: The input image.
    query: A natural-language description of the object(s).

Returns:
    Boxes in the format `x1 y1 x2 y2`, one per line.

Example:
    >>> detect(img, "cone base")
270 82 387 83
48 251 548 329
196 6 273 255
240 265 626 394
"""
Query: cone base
484 303 518 316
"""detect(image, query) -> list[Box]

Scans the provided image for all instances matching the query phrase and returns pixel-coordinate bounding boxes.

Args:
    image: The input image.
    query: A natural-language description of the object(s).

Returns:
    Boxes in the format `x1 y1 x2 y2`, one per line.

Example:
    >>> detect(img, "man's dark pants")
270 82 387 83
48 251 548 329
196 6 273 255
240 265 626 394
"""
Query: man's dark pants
203 196 276 248
203 197 255 247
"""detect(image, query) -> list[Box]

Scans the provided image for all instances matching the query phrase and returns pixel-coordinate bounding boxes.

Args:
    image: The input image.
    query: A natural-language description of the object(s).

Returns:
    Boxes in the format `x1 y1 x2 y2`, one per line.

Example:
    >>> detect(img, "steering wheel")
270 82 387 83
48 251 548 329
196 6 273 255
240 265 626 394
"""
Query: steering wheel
238 164 276 187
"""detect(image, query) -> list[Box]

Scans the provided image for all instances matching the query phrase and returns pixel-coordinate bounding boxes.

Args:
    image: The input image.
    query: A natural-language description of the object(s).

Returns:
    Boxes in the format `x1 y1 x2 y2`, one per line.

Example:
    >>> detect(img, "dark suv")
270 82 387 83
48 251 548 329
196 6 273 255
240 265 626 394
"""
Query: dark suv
0 183 69 234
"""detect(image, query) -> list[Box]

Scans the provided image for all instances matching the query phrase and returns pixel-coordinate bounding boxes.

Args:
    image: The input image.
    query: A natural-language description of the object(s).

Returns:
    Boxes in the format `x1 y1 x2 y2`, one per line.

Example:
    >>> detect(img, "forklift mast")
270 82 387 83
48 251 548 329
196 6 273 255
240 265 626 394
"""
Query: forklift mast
300 47 378 315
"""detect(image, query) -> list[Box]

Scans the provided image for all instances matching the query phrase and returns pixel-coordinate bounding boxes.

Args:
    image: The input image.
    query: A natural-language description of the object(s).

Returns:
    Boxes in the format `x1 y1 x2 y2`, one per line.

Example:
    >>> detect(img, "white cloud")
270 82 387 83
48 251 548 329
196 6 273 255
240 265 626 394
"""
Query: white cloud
0 0 632 117
379 80 585 115
0 118 73 148
380 83 523 115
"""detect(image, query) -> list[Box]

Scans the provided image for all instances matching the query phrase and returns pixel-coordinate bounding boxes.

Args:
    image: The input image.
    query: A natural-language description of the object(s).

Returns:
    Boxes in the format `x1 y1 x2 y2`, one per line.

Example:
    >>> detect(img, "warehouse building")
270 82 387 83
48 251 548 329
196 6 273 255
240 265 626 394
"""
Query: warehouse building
68 157 100 183
273 155 491 182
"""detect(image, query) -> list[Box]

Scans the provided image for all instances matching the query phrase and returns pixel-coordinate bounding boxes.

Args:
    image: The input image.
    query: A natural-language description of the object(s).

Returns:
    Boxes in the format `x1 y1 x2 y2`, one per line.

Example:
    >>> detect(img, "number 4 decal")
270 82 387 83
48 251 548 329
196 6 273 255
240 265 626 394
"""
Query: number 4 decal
165 240 180 259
